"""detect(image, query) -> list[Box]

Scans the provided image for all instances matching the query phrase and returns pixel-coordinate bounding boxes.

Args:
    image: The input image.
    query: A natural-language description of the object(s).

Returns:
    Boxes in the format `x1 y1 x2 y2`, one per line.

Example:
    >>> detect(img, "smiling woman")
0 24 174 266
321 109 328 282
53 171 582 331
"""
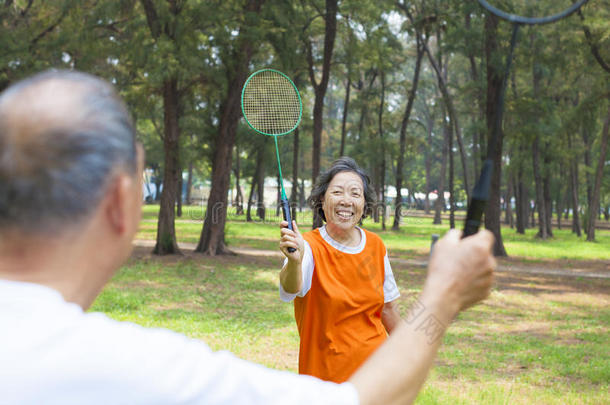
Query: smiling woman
277 157 403 383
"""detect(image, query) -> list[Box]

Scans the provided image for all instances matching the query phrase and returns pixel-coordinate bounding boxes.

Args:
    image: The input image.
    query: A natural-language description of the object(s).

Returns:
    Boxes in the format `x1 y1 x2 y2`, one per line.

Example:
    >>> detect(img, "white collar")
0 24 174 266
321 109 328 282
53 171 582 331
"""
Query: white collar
319 225 366 254
0 279 66 306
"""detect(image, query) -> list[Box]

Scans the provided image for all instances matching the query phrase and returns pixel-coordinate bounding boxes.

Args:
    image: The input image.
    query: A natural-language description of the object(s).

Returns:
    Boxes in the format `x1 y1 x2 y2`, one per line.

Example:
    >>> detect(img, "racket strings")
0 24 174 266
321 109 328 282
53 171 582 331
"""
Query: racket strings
243 70 300 135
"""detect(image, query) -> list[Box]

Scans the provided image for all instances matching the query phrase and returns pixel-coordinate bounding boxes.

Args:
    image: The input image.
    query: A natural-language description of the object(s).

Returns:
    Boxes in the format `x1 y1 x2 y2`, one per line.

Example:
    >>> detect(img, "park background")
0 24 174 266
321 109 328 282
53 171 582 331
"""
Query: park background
2 1 609 403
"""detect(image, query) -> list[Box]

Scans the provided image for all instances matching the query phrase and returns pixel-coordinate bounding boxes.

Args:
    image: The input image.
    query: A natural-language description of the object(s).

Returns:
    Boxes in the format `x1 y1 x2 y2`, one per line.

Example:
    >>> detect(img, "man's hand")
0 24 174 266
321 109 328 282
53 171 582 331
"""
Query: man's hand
423 229 496 317
279 220 304 263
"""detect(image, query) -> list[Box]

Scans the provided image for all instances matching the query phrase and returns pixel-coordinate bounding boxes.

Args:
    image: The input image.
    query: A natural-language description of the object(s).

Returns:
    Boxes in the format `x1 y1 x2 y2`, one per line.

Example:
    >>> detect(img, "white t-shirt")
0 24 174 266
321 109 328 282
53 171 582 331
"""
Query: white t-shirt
0 279 360 405
280 226 401 303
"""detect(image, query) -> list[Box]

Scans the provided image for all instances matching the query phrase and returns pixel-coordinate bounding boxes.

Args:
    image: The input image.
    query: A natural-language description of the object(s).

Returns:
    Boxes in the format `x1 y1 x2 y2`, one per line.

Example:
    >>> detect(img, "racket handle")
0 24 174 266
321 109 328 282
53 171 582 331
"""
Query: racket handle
281 198 296 253
463 159 493 239
463 197 486 238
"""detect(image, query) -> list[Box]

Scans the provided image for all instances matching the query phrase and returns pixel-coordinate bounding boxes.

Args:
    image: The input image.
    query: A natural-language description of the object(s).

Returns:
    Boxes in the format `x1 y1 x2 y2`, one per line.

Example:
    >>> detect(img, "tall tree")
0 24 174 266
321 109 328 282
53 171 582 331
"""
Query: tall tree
139 0 187 254
586 106 610 241
393 3 425 230
196 0 266 255
304 0 338 228
483 12 507 256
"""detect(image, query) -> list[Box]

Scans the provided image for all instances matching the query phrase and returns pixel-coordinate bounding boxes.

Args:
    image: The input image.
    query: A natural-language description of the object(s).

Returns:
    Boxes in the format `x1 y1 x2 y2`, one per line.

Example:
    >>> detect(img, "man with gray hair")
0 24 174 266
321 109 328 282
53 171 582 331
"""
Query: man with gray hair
0 70 496 404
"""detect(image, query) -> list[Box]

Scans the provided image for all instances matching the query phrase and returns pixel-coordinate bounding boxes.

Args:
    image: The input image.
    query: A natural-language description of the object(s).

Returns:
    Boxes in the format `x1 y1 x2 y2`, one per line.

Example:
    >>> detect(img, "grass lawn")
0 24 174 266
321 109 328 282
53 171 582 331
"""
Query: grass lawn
137 204 610 262
107 204 610 403
92 246 609 404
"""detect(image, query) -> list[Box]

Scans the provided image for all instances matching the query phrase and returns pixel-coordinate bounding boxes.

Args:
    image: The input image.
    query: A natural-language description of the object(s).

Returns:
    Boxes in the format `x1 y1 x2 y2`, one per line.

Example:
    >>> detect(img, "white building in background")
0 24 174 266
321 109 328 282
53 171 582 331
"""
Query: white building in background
384 186 449 205
187 177 312 208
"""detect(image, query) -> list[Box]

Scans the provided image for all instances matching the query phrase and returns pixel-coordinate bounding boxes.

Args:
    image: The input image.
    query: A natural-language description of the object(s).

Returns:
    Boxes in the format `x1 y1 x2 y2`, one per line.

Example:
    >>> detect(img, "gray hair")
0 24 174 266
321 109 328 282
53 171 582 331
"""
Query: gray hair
0 70 136 234
307 156 376 222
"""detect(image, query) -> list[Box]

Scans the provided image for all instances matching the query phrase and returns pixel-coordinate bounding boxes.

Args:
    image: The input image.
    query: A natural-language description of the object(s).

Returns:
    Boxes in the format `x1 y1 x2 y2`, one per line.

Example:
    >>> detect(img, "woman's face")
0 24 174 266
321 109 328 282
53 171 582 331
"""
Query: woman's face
321 171 365 232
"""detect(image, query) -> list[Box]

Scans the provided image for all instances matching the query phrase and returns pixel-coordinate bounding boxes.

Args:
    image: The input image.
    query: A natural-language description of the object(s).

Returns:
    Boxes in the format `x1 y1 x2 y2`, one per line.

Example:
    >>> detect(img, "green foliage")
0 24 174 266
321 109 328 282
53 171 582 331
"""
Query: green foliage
1 0 608 249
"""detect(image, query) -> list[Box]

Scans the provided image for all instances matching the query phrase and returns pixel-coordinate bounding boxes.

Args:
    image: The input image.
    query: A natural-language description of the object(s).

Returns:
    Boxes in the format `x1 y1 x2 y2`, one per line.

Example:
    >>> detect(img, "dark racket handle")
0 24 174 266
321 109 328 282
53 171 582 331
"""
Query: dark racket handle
463 159 493 238
281 198 296 253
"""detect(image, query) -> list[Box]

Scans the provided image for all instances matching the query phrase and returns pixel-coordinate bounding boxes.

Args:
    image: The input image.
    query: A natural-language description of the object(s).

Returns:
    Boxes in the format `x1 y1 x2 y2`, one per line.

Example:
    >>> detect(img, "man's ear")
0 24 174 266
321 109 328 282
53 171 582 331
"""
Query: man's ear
105 174 134 235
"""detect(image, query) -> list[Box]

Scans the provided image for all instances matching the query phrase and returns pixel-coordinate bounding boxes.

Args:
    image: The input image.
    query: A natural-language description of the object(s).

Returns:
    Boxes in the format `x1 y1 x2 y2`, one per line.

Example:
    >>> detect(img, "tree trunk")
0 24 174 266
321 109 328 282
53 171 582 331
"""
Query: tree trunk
567 132 582 236
339 77 351 157
465 11 482 180
448 119 455 229
423 41 471 202
555 170 563 230
307 0 338 229
424 109 434 215
531 202 537 228
393 35 424 230
505 175 514 227
176 160 183 218
300 177 306 212
196 0 263 255
532 135 549 239
246 173 257 222
141 0 183 255
256 149 266 221
514 172 528 234
256 137 269 222
154 77 181 255
185 160 193 206
570 165 582 236
434 116 450 225
233 145 244 215
582 125 593 211
586 106 610 241
543 168 553 237
483 13 507 256
378 70 386 231
372 163 380 223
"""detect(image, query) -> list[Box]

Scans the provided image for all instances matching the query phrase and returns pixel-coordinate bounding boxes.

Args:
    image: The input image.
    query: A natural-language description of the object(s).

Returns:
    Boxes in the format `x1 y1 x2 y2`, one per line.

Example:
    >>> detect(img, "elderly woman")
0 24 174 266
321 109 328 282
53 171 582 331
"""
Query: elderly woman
278 157 402 383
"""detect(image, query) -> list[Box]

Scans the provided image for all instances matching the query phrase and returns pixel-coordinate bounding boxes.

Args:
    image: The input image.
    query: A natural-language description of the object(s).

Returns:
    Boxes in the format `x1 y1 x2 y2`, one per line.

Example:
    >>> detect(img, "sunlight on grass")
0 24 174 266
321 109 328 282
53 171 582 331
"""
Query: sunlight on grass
137 204 610 261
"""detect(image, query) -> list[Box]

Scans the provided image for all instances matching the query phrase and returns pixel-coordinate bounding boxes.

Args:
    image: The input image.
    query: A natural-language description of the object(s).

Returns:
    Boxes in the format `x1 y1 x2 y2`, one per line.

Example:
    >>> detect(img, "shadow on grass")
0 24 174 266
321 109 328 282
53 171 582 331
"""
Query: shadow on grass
92 252 294 338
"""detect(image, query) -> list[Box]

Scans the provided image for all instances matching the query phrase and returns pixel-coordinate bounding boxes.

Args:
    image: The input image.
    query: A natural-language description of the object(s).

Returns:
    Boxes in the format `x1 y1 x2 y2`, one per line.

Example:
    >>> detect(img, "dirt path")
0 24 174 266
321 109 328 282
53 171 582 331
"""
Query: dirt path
132 239 610 280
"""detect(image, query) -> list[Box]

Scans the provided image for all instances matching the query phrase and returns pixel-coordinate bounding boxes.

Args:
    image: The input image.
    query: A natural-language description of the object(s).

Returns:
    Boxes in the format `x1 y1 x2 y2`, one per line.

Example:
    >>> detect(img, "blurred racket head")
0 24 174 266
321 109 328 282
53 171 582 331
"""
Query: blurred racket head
241 69 302 137
477 0 590 25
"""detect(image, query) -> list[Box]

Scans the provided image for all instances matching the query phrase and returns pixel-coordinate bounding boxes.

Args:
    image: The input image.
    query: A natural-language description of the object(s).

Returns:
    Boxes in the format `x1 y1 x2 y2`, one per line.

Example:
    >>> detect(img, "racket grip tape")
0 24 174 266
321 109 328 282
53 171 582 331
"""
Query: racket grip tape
463 198 485 238
281 198 296 253
463 159 493 239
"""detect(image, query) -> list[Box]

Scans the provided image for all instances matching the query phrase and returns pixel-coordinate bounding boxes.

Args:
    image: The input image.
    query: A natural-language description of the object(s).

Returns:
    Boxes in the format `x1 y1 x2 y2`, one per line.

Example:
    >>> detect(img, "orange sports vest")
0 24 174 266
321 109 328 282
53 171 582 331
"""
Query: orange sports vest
294 228 387 383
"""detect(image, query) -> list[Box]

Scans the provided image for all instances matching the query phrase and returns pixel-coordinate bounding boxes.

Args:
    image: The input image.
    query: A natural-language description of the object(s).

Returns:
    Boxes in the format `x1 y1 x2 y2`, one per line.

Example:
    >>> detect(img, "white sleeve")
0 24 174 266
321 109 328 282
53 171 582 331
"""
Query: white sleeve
279 240 314 302
383 253 400 303
15 311 360 405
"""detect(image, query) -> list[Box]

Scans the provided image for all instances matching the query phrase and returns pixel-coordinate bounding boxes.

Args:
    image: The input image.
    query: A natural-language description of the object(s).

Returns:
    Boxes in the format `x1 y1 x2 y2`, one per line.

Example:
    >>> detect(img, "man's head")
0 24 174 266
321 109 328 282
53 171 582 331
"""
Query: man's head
0 70 143 308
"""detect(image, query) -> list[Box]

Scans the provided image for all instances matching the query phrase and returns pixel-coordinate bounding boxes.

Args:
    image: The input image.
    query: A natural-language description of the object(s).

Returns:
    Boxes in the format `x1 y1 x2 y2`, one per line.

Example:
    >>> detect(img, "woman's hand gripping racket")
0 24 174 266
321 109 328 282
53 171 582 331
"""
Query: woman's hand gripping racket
241 69 302 252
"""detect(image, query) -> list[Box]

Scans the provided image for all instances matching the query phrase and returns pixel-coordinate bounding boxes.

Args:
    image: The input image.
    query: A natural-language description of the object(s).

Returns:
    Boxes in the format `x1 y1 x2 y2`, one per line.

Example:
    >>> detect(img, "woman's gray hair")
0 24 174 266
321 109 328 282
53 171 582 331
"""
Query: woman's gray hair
307 156 376 222
0 70 137 234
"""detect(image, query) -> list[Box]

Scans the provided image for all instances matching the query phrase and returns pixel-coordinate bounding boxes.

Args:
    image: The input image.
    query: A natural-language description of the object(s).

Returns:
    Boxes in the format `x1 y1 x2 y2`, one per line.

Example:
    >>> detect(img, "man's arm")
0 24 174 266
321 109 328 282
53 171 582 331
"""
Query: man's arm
350 229 495 405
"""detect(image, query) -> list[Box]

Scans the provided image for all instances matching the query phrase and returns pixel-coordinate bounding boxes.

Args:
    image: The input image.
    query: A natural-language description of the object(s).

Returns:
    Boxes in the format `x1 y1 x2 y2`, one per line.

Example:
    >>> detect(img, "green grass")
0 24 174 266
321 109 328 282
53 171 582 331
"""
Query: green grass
92 252 610 404
91 256 299 366
137 204 610 261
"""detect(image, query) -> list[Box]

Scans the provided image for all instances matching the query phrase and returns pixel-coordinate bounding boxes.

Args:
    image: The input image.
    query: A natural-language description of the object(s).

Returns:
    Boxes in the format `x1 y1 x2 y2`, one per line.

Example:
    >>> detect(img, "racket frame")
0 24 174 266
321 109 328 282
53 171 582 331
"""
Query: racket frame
241 68 303 137
240 68 302 251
